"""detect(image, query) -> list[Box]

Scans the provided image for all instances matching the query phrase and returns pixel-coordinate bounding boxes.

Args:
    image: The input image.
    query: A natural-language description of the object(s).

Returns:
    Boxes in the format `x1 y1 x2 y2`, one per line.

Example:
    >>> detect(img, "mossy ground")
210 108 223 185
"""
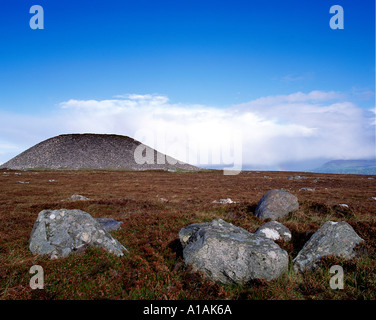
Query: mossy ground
0 169 375 300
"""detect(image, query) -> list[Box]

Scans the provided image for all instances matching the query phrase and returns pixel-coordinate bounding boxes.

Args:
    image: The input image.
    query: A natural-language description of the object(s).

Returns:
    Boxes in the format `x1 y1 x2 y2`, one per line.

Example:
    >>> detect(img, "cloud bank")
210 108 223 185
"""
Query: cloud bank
0 91 374 170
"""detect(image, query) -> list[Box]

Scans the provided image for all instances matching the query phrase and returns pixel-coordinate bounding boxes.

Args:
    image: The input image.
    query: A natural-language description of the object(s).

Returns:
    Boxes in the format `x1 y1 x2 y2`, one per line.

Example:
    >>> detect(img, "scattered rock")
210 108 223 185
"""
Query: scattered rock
29 209 127 259
293 221 364 273
300 188 315 192
70 194 90 201
255 189 299 220
255 221 292 242
179 219 289 284
288 176 307 180
212 198 237 204
333 204 351 215
96 218 123 232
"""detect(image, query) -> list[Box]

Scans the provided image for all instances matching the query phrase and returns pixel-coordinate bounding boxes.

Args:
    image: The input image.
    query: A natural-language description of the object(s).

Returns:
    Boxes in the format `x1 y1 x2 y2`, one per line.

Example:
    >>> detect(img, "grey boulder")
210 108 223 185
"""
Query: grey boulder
29 209 127 259
293 221 363 273
255 189 299 220
255 221 292 242
179 219 289 285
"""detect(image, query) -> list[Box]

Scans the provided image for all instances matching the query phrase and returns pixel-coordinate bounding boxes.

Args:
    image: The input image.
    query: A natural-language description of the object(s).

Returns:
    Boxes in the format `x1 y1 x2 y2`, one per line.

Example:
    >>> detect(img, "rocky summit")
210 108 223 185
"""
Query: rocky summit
179 219 289 285
0 133 199 171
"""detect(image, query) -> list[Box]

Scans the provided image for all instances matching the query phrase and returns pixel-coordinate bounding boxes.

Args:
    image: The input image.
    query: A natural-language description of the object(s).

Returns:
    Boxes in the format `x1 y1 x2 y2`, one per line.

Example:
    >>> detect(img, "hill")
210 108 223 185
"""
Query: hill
311 159 376 175
0 133 199 171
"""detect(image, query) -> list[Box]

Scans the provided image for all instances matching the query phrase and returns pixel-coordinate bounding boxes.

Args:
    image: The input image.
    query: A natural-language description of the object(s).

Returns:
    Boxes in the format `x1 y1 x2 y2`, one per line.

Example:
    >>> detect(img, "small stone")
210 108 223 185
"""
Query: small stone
212 198 237 204
300 188 315 192
288 176 307 180
70 194 90 201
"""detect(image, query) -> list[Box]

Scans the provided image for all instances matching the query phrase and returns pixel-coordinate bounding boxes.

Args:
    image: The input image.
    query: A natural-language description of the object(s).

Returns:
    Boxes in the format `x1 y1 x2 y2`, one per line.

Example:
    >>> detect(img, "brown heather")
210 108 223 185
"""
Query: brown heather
0 169 375 300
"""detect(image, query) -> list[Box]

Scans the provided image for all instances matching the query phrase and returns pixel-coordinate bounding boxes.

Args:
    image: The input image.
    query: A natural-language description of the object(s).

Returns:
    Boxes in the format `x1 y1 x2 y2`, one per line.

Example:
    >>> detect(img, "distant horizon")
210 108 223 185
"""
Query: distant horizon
1 131 375 174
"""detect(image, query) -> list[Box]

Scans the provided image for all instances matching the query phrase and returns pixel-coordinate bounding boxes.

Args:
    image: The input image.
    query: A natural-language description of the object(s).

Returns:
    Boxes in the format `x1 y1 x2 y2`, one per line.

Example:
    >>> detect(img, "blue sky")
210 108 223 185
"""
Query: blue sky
0 0 375 170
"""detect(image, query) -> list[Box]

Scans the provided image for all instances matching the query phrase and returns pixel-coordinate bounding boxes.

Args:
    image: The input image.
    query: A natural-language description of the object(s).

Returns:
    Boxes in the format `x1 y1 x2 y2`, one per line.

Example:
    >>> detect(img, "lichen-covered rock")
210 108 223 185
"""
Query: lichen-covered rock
255 221 292 242
178 221 210 248
255 189 299 220
29 209 127 259
293 221 364 273
180 219 289 285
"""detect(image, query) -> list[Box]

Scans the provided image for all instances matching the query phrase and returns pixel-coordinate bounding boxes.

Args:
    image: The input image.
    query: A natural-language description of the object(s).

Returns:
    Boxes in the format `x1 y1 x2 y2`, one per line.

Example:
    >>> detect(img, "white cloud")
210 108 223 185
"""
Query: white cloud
0 91 374 169
113 94 170 104
236 91 345 108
